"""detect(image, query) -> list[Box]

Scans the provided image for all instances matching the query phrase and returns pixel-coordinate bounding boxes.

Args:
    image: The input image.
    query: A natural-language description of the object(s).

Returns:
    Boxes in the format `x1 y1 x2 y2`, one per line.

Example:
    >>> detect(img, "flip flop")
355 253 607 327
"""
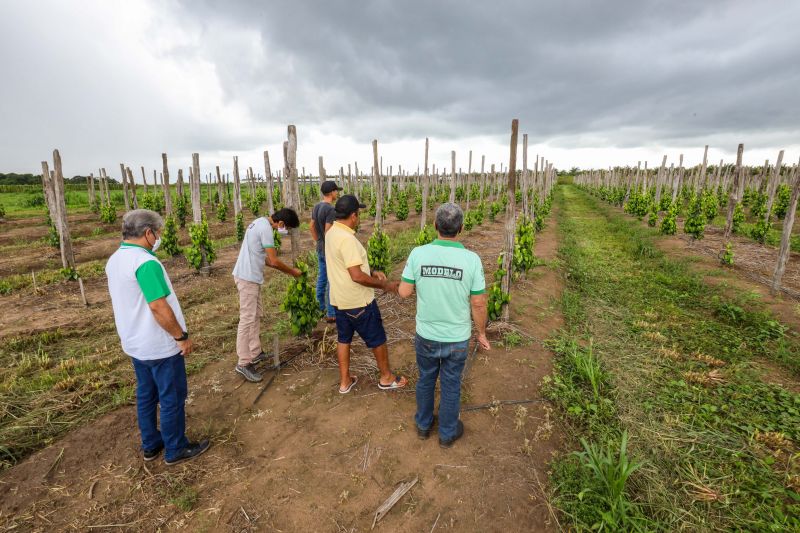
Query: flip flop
325 317 336 323
378 375 408 390
339 375 358 394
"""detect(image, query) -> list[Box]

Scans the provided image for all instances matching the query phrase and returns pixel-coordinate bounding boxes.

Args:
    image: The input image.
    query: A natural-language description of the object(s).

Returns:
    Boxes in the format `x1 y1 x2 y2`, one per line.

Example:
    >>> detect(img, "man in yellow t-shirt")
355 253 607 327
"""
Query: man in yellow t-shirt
325 195 408 394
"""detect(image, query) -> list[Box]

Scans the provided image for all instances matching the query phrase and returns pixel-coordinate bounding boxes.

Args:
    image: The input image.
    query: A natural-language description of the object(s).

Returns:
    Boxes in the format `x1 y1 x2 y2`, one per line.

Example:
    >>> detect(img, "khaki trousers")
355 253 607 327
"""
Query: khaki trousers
234 276 262 366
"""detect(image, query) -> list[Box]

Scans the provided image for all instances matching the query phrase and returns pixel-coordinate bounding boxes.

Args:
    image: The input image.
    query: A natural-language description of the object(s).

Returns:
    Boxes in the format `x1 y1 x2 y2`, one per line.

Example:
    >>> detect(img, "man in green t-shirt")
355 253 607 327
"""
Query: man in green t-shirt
398 203 491 448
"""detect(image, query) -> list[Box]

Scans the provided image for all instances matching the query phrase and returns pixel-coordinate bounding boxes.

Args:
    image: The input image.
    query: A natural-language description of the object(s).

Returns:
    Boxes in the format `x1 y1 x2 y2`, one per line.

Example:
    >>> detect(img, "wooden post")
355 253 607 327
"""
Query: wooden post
162 153 172 216
373 140 383 229
698 145 709 191
215 166 224 208
126 167 138 209
521 134 529 217
421 137 430 230
723 144 745 240
286 125 301 258
501 119 519 321
449 151 456 203
479 155 486 203
87 173 96 207
141 166 148 195
190 154 203 225
176 168 184 200
119 164 130 211
764 150 785 225
654 155 667 208
319 156 326 199
671 156 683 204
772 158 800 294
263 151 274 214
233 156 242 217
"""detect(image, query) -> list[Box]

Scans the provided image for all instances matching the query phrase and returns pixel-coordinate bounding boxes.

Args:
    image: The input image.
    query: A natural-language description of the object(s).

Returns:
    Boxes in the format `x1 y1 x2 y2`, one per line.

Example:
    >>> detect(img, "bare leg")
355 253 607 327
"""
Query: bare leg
372 344 393 384
337 342 353 390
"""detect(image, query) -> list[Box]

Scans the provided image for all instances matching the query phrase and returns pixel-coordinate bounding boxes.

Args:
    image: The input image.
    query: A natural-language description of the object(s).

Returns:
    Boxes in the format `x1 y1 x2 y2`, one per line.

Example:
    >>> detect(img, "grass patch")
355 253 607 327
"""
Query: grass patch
547 184 800 531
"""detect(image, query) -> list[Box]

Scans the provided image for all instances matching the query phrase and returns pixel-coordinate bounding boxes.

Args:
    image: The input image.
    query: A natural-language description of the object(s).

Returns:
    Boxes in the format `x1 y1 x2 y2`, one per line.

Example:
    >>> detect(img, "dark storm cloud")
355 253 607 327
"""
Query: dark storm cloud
177 0 800 147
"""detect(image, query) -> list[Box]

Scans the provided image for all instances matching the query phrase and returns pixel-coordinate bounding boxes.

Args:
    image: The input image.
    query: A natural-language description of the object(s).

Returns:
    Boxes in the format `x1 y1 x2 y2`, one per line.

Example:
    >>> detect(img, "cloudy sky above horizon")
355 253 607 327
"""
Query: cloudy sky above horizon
2 0 799 179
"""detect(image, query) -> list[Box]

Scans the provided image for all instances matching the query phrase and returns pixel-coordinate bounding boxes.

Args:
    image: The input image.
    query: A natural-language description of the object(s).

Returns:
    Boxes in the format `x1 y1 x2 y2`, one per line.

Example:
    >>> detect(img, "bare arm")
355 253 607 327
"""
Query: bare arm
398 280 414 298
470 293 491 350
266 247 301 277
347 265 394 291
148 297 193 355
309 219 319 242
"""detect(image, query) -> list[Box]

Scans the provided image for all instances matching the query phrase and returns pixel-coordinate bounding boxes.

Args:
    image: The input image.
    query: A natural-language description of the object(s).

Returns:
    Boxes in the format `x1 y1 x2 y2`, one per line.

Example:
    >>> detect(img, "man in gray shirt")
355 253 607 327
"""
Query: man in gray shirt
311 181 342 323
232 208 300 382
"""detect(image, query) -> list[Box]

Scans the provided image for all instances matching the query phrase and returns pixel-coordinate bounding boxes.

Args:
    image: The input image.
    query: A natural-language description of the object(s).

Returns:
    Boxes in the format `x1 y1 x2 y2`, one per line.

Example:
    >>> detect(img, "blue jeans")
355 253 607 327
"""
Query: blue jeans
316 250 335 318
131 354 189 461
414 334 469 441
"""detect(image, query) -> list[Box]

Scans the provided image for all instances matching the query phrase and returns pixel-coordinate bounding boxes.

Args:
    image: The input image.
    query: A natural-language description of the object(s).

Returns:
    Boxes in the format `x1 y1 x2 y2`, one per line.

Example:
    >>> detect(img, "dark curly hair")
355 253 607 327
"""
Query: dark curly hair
271 208 300 228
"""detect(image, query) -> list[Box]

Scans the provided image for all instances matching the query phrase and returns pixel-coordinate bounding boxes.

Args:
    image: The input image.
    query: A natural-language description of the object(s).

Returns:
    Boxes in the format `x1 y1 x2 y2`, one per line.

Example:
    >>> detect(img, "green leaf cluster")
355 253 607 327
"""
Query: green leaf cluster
184 214 215 270
281 260 322 336
488 254 510 320
367 228 390 273
683 193 706 239
160 215 181 256
513 216 536 273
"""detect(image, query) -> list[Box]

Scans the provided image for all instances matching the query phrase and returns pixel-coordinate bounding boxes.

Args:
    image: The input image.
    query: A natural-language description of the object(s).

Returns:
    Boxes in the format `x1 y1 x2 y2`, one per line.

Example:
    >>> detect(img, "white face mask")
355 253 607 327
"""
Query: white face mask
277 227 289 235
152 237 162 252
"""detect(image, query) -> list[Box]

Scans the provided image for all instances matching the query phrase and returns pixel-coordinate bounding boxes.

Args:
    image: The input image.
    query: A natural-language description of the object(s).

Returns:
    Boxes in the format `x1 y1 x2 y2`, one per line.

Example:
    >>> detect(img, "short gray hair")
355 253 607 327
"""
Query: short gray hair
122 209 164 239
435 203 463 237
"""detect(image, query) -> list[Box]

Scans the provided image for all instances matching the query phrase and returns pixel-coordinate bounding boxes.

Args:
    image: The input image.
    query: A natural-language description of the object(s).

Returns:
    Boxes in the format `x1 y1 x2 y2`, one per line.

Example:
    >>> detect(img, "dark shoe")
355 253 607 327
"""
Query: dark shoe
235 364 263 382
164 440 211 466
417 416 437 440
143 443 164 461
251 352 267 365
439 420 465 449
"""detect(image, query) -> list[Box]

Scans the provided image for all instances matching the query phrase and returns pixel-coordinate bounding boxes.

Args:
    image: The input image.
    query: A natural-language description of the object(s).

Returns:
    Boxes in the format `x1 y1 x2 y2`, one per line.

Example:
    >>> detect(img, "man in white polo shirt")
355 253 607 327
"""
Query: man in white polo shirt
106 209 209 465
232 208 301 383
398 203 491 448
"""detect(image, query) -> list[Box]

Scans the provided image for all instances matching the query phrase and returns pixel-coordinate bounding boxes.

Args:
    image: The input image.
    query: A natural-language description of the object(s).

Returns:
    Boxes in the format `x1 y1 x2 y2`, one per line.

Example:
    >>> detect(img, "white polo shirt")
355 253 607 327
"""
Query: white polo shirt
106 243 187 361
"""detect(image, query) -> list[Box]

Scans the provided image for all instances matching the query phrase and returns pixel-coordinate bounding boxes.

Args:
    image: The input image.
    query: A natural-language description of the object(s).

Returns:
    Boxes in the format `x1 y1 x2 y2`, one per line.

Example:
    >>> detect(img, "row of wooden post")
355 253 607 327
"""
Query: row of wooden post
574 144 800 294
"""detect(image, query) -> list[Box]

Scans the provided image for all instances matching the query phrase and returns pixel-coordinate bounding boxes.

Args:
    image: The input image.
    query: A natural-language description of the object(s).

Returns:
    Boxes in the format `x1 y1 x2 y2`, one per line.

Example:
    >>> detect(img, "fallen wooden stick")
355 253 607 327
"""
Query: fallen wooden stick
372 477 418 529
462 398 547 412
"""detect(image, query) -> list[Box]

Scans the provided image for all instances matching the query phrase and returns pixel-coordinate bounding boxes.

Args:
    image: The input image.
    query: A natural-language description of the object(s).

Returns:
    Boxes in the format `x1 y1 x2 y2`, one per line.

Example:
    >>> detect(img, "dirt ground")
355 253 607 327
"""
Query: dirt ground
0 210 565 532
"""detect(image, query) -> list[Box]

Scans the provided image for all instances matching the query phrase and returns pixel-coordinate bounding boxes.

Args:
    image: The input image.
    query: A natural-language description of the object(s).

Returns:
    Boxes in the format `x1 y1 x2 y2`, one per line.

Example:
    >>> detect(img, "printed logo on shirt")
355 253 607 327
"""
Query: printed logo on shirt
420 265 463 281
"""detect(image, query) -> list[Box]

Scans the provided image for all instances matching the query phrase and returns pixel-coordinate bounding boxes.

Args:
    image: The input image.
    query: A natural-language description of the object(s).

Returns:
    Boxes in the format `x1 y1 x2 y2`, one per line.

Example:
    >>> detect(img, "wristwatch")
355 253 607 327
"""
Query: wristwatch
174 331 189 341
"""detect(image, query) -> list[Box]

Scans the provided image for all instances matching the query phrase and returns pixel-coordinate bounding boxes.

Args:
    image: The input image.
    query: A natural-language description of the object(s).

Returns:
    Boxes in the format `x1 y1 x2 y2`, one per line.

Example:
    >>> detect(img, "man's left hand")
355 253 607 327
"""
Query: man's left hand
372 271 387 281
476 334 491 351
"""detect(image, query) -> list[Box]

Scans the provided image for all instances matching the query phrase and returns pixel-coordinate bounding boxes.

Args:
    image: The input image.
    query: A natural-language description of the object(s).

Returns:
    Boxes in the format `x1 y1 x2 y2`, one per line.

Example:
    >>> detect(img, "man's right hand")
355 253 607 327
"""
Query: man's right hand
177 338 194 356
383 280 400 293
292 268 302 278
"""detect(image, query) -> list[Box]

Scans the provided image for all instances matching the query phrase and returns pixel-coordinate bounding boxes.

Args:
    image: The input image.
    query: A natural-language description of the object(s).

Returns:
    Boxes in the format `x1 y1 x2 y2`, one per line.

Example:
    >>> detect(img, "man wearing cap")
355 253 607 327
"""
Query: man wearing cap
106 209 210 465
311 180 342 324
397 203 491 448
325 194 408 393
232 208 302 383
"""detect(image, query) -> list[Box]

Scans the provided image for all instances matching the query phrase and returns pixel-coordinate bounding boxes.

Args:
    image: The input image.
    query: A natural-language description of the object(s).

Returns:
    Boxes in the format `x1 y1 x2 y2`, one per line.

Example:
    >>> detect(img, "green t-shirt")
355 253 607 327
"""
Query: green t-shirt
401 239 485 342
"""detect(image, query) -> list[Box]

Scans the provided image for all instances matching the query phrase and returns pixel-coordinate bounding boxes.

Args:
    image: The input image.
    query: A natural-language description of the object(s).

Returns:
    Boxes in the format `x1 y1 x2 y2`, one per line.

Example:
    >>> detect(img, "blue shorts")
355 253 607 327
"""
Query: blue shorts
334 299 387 349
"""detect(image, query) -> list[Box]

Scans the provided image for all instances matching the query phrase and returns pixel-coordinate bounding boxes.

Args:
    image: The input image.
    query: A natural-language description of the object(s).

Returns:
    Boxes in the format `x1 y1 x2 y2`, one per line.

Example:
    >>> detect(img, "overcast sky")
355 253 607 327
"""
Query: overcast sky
1 0 798 179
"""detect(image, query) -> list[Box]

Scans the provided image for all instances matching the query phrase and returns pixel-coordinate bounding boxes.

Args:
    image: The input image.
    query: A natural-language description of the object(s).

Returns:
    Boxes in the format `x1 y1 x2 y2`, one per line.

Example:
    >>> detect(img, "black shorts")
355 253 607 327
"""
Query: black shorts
334 299 387 348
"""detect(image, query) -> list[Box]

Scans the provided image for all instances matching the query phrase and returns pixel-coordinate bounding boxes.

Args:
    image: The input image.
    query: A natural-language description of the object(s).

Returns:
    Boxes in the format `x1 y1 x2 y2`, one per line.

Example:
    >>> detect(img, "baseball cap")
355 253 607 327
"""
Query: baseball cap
334 195 367 218
320 180 343 194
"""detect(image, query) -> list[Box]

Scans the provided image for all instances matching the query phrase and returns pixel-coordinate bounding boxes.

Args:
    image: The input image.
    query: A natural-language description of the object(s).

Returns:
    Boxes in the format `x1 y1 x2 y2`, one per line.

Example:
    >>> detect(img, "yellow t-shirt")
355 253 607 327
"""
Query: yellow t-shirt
324 222 375 310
